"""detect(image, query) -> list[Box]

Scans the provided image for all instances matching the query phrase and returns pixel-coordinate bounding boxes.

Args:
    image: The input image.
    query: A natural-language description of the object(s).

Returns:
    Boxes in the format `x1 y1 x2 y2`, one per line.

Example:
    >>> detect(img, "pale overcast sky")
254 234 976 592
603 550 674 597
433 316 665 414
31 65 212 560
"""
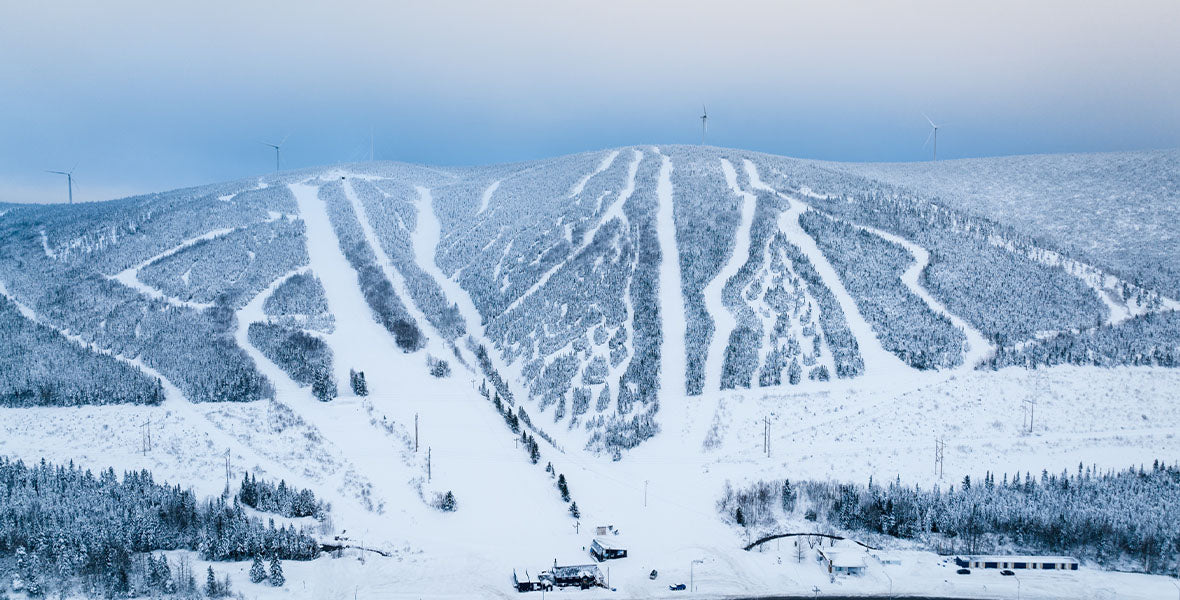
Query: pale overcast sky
2 0 1178 203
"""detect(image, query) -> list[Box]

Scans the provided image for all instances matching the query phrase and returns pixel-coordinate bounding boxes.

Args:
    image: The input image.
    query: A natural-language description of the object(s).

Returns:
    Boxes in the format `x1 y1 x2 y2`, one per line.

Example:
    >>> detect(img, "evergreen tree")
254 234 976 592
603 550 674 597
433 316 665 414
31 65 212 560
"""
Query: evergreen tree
205 567 219 597
557 474 570 502
250 555 268 584
569 502 580 518
349 369 368 396
440 491 456 512
735 506 746 527
312 369 337 402
269 555 285 587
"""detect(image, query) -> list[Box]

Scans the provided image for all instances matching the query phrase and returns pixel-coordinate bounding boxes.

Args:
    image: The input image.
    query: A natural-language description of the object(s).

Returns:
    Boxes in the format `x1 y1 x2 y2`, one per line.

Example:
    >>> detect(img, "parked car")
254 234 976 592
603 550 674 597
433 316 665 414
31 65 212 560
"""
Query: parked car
669 583 687 591
649 570 658 580
1000 569 1015 576
957 568 971 575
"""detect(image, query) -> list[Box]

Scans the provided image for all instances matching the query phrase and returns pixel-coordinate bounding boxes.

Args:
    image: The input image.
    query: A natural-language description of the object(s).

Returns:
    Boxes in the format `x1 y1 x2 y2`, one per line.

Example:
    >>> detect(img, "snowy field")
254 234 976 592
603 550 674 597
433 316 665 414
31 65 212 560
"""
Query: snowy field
1 146 1178 598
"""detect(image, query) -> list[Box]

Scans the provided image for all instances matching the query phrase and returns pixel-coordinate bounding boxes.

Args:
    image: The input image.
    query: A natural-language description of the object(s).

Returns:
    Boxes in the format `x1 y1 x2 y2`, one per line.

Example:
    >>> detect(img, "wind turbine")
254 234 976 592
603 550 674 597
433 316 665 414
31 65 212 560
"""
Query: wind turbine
922 113 943 161
700 105 708 145
46 164 77 204
262 134 289 172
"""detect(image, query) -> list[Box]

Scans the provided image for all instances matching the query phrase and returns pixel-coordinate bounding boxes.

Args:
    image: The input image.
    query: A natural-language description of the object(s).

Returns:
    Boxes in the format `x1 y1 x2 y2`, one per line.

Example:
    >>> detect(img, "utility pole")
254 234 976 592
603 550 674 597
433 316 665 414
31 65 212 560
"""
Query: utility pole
427 447 431 482
764 415 771 457
573 521 579 535
141 418 152 455
224 449 232 495
415 413 419 452
644 480 649 508
934 438 945 480
1022 398 1037 434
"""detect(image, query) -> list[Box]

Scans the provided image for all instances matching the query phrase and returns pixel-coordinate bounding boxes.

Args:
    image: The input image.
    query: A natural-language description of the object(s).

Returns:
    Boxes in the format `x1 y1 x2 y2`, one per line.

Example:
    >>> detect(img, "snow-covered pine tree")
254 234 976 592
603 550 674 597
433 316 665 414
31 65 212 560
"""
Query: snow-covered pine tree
312 369 336 402
269 555 285 587
350 369 368 396
557 474 570 502
205 567 218 597
250 555 267 583
569 502 580 518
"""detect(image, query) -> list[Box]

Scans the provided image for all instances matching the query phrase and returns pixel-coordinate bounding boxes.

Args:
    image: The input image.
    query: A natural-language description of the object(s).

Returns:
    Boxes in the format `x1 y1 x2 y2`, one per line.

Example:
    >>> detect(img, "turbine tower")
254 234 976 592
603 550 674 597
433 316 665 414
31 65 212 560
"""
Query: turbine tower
923 113 942 161
700 105 708 145
262 134 288 172
46 166 76 204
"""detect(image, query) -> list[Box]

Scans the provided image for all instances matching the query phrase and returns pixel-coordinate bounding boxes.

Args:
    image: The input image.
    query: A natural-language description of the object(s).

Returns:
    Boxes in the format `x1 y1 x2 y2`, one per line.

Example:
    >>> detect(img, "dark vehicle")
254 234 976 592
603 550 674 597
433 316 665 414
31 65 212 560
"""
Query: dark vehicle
669 583 687 591
649 569 658 580
1001 569 1015 576
957 568 971 575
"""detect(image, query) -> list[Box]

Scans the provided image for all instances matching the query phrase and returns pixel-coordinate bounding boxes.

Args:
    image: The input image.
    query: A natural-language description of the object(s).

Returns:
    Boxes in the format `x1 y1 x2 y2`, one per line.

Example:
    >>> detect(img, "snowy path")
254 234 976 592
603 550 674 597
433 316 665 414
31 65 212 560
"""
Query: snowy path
410 186 528 399
653 148 689 421
341 174 453 359
475 179 500 214
569 149 620 197
745 160 909 378
702 159 759 392
853 223 995 369
110 227 236 309
500 150 643 318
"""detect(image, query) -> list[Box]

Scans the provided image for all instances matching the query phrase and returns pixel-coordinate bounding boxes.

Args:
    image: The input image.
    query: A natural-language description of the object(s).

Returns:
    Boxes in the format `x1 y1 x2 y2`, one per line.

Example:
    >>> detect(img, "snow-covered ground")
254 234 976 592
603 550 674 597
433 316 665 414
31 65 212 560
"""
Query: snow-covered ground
3 149 1179 599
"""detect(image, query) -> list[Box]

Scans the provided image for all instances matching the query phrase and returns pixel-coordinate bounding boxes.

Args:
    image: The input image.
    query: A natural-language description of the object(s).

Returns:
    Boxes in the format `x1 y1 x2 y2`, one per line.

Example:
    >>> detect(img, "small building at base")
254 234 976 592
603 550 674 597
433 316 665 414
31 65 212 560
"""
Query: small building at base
955 555 1079 571
590 538 628 561
817 541 868 576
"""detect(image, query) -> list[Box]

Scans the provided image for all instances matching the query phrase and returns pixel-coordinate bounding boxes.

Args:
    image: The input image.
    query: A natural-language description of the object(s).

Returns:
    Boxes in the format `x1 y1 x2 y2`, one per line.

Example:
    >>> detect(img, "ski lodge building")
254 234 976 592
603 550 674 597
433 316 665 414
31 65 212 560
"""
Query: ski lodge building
955 555 1080 571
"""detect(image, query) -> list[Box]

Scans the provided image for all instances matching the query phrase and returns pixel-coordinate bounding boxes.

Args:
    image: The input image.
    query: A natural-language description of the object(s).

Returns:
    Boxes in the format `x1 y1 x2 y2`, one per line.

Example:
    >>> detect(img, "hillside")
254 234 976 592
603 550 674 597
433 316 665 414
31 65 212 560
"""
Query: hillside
0 146 1178 598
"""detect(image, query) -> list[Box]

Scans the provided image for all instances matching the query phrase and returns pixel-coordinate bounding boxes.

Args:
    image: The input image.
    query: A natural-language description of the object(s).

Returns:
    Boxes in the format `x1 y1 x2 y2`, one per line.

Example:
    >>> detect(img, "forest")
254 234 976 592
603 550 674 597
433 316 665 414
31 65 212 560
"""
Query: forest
800 209 966 370
0 457 321 598
0 294 164 406
719 462 1180 574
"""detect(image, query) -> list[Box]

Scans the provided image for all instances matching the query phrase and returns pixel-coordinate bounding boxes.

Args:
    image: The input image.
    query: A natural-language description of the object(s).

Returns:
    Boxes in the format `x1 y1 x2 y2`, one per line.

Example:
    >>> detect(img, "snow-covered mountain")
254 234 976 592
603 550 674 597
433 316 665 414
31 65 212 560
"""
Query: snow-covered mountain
2 146 1178 598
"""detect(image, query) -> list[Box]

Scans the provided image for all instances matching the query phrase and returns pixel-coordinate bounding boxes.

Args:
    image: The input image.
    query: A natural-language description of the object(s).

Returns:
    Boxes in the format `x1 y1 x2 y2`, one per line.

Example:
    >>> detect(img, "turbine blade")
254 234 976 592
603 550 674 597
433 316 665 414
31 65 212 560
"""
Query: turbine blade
923 128 935 149
923 112 936 128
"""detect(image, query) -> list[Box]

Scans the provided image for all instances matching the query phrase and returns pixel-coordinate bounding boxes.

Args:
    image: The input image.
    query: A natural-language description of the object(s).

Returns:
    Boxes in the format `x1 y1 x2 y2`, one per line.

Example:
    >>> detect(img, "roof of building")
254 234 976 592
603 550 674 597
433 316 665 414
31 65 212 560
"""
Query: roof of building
962 555 1079 563
828 553 867 568
550 564 602 579
592 538 625 550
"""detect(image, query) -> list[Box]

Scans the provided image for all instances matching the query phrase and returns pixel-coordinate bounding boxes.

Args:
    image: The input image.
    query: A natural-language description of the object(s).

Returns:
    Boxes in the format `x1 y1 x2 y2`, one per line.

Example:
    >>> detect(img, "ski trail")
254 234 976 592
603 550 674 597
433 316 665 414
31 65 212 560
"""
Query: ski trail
292 180 576 551
341 174 452 359
653 148 688 411
231 264 403 518
704 159 758 392
111 228 236 309
569 149 620 197
851 223 995 369
291 182 406 389
500 149 643 317
744 160 908 377
411 185 528 401
476 180 500 214
289 180 437 520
